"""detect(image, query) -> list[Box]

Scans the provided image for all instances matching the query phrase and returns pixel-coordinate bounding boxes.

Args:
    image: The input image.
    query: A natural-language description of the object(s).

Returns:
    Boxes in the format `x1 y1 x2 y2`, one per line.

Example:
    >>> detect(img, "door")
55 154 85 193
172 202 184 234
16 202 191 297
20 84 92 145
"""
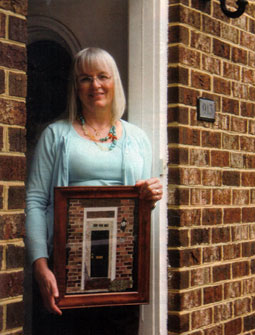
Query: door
91 230 109 278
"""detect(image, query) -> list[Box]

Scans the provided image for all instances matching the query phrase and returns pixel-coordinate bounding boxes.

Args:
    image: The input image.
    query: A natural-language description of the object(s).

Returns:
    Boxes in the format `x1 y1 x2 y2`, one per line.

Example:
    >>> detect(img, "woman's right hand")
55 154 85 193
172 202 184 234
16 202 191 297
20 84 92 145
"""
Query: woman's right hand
33 258 62 315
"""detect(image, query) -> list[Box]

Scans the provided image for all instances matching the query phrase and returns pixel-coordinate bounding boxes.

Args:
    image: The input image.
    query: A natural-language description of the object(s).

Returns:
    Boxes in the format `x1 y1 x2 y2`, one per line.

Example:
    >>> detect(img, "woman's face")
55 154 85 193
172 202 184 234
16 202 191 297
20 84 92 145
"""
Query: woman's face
76 62 114 113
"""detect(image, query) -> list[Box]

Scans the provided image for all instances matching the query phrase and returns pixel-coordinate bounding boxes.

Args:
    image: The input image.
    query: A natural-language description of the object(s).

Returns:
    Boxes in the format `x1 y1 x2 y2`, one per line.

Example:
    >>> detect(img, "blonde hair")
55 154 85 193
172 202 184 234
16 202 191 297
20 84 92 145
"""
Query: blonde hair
67 47 126 122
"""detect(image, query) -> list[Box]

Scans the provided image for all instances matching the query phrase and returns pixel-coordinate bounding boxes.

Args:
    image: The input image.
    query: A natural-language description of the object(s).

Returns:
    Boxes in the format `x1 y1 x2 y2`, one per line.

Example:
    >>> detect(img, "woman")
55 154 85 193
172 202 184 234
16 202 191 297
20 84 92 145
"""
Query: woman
26 47 162 334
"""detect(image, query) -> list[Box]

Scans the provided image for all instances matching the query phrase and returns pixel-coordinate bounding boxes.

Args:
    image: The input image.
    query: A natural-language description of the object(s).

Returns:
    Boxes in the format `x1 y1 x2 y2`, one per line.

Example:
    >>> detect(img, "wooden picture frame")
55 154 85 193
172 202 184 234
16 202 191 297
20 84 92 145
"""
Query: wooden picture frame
53 186 151 309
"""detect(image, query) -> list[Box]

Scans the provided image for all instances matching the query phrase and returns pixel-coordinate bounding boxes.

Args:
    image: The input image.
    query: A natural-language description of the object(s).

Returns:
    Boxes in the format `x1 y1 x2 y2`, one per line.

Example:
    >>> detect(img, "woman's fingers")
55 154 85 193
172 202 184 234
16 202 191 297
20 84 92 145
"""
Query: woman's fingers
136 178 163 201
33 258 62 315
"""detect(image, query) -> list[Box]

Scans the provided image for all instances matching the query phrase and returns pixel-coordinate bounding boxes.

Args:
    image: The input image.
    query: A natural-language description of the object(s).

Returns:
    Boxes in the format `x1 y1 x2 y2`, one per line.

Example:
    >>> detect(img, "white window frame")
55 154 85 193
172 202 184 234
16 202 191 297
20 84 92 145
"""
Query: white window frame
128 0 168 334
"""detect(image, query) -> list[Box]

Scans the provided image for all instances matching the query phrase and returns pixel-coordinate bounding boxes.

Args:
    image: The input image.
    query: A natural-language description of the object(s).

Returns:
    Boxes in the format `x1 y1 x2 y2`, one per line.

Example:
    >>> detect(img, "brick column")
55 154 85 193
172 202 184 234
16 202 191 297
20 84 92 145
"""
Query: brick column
168 1 255 334
0 1 27 333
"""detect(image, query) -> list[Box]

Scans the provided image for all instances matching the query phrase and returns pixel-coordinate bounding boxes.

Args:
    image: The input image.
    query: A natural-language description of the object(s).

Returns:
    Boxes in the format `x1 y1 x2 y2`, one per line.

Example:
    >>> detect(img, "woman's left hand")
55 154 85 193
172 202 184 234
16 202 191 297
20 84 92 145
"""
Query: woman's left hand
136 178 163 208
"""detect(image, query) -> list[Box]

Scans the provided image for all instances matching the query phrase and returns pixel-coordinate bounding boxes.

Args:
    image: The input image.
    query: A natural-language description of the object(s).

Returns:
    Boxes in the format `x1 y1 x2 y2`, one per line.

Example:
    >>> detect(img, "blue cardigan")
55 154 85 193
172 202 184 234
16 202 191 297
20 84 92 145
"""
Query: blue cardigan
25 119 152 264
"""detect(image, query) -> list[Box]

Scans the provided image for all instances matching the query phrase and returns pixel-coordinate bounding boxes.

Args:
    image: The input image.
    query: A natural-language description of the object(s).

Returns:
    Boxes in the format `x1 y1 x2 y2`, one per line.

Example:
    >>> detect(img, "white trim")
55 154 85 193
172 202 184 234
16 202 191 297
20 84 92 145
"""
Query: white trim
81 207 118 291
27 15 81 56
129 0 168 334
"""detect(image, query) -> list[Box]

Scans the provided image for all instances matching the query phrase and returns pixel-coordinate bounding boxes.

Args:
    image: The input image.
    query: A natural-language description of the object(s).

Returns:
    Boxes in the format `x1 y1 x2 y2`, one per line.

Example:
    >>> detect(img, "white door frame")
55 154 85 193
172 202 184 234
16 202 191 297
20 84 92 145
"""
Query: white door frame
128 0 168 334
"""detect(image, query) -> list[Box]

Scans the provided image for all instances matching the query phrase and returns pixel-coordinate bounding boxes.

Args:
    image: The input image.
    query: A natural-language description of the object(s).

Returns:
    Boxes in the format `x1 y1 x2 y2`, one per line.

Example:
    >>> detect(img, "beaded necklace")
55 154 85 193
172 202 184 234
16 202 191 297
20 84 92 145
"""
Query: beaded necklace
79 114 117 151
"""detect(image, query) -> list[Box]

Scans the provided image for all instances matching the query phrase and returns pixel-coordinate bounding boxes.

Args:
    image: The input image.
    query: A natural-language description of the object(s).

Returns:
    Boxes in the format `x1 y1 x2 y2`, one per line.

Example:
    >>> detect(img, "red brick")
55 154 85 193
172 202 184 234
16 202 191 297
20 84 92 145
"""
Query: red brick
168 106 189 124
8 186 25 210
168 188 189 205
243 68 255 85
0 214 25 240
202 208 222 225
213 39 231 60
204 325 223 335
0 42 26 71
191 0 211 13
230 153 244 169
234 298 251 317
179 47 201 68
0 99 26 126
179 127 200 145
250 86 255 101
202 54 221 75
233 82 249 99
222 24 238 43
223 62 240 80
243 207 255 223
214 302 232 323
9 72 27 98
6 301 24 330
191 188 211 205
224 208 241 225
243 278 255 295
169 289 202 311
180 168 201 185
249 120 255 135
8 127 26 153
168 66 189 85
213 264 231 282
190 148 209 166
179 87 199 106
6 244 24 269
191 31 211 53
0 1 27 15
192 308 213 329
168 147 188 165
241 31 255 49
191 228 210 245
168 313 189 333
168 25 189 44
0 305 2 332
232 261 249 278
242 102 255 118
204 284 222 305
240 136 255 152
224 281 242 299
168 209 201 227
0 272 23 299
202 131 221 148
213 189 231 205
202 15 221 36
168 248 201 267
191 70 211 90
0 156 25 181
222 133 239 150
232 46 248 65
232 225 249 241
203 246 221 263
168 167 180 184
231 116 247 133
191 267 211 286
223 244 241 260
242 172 255 187
225 318 242 335
233 190 249 205
202 170 221 186
222 97 239 115
211 150 229 167
214 77 231 95
222 171 240 186
9 16 27 43
212 224 231 241
168 126 179 143
0 185 3 209
168 228 189 247
244 314 255 332
168 270 189 289
242 242 255 258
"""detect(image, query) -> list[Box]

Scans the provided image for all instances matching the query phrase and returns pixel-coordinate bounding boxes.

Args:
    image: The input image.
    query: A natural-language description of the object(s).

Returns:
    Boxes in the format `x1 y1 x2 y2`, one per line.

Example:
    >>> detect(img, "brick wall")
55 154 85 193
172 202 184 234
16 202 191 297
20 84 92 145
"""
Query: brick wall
66 198 136 293
168 0 255 334
0 1 27 333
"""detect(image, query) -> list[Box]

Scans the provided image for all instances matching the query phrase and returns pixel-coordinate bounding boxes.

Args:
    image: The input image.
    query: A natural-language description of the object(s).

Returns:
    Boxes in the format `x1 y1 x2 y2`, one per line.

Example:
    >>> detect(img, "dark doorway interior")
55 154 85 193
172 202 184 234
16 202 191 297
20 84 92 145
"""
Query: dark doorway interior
26 40 72 164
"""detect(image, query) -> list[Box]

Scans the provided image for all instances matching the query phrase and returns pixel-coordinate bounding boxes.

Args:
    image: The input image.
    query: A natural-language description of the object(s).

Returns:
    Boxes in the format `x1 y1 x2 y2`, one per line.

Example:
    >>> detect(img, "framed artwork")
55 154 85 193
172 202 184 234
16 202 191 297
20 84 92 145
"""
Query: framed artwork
53 186 151 309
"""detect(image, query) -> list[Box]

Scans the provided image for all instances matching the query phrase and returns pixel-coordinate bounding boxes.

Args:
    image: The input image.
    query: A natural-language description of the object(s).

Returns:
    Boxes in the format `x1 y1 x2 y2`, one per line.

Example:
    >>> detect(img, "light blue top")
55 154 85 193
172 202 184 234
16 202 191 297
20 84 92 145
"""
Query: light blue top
68 125 125 186
25 119 152 264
